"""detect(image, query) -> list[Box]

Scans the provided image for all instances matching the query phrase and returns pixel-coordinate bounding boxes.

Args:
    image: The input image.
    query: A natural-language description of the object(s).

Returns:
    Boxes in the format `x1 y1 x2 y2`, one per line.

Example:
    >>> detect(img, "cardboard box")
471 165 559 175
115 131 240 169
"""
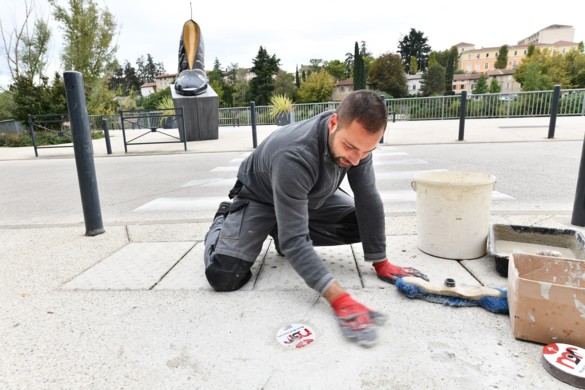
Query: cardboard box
508 253 585 346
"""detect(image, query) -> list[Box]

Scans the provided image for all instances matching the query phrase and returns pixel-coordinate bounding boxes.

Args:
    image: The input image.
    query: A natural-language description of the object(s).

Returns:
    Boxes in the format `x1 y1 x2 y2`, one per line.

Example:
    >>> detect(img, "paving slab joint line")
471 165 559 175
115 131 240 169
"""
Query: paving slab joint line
251 239 272 289
459 260 485 286
350 244 365 288
149 242 197 290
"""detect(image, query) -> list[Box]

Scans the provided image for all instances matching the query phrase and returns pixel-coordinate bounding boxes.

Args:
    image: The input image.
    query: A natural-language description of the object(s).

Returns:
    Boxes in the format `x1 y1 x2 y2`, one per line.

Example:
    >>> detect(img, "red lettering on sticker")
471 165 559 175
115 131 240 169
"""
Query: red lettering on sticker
556 347 583 370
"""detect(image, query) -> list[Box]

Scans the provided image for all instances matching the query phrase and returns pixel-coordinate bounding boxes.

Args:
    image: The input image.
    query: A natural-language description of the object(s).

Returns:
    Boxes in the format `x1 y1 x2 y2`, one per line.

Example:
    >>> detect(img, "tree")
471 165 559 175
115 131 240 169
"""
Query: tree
309 59 323 70
344 52 353 78
494 45 508 69
249 46 280 105
9 72 67 122
324 59 346 81
398 28 431 73
488 77 501 93
295 65 300 88
272 70 297 101
50 0 118 83
232 67 250 107
444 46 459 94
514 48 570 90
409 57 418 75
0 0 51 85
297 69 334 103
368 53 408 98
420 63 446 96
109 60 141 95
472 74 489 94
19 19 50 83
564 50 585 88
0 91 15 120
353 42 366 90
136 54 165 84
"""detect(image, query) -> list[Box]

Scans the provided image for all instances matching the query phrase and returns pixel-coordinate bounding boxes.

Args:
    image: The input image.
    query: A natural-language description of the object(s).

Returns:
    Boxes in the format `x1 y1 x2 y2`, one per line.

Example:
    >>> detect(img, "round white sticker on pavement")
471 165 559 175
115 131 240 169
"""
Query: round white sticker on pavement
276 323 315 349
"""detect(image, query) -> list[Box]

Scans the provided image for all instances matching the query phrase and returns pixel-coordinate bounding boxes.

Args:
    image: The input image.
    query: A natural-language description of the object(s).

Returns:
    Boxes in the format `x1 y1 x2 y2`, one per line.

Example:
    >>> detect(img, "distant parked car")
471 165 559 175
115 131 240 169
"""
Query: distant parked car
499 94 517 101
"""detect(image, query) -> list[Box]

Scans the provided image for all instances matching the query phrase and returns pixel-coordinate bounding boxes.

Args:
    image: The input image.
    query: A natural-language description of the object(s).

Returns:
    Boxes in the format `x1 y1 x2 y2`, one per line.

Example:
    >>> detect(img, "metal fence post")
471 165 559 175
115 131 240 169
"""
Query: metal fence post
379 94 386 144
458 91 467 141
102 118 112 155
548 85 561 139
63 71 105 236
28 114 39 157
250 101 258 148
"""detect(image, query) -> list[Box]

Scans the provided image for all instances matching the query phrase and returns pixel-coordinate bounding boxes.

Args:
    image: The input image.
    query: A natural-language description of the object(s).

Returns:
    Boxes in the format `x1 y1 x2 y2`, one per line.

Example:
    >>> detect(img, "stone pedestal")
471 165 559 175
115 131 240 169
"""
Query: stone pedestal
170 84 219 141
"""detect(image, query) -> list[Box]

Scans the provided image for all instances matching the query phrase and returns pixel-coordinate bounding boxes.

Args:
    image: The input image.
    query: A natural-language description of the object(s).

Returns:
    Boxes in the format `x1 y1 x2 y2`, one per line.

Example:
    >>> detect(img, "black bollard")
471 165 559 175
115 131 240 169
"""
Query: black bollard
102 118 112 155
548 85 561 139
64 71 105 236
571 133 585 226
250 101 258 148
458 91 467 141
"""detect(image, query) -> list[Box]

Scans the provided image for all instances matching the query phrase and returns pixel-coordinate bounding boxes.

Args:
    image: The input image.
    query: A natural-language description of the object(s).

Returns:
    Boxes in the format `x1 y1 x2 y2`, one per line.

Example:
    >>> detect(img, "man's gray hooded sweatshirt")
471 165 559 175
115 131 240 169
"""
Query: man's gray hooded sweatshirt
237 111 387 294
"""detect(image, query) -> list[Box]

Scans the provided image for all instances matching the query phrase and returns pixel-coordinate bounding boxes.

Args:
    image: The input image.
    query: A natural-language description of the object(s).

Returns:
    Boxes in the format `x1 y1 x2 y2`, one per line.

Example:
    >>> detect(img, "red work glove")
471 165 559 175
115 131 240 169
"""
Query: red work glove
330 292 386 347
373 259 429 284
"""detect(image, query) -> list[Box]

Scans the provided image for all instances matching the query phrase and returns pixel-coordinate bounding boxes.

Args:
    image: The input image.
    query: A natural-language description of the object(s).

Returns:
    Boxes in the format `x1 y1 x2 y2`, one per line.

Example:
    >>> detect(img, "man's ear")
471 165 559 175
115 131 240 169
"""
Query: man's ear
328 113 338 134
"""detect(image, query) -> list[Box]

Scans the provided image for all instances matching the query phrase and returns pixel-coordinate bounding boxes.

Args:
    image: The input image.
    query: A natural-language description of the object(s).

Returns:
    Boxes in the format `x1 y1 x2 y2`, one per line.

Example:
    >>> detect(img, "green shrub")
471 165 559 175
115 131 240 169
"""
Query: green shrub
0 131 103 147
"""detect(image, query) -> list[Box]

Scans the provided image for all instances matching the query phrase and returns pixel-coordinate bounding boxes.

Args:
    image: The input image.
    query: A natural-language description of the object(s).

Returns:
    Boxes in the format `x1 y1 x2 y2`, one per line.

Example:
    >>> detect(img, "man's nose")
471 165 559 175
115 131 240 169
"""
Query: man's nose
349 150 368 166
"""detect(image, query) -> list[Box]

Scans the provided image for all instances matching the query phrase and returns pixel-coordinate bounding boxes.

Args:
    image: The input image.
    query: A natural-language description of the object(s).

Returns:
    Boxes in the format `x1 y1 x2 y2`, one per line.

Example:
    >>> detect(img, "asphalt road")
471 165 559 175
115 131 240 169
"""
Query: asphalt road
0 139 582 227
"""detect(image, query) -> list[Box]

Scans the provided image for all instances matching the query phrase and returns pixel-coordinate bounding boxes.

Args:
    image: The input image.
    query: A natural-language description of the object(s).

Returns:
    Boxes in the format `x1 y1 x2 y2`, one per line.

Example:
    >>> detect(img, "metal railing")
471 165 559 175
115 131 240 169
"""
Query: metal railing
216 88 585 126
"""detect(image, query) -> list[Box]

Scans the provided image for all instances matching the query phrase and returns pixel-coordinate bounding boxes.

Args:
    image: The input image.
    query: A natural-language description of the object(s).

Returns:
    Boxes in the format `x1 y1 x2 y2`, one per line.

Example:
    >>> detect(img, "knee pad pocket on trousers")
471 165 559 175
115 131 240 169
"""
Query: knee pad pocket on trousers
205 254 252 292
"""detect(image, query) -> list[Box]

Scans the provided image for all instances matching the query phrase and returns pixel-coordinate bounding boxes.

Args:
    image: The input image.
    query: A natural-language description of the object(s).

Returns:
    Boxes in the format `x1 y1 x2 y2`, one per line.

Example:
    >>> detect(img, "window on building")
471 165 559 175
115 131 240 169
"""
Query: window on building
506 83 510 88
514 50 518 55
495 53 499 57
476 54 480 59
486 53 489 58
512 61 517 68
466 64 471 72
468 54 471 59
563 48 566 53
475 64 480 71
484 63 488 69
413 85 416 90
523 50 527 54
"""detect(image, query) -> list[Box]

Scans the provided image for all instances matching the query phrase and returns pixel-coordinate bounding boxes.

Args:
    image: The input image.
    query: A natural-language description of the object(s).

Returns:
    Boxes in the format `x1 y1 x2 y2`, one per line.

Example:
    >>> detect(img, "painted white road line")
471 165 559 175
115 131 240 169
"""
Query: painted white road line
133 197 227 212
375 169 447 180
372 152 409 157
210 166 239 172
230 158 245 163
374 159 429 166
182 178 236 188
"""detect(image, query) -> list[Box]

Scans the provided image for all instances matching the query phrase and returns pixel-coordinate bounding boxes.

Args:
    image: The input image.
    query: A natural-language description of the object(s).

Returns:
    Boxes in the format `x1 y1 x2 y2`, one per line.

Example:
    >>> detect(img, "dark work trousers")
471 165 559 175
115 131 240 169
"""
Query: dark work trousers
203 185 360 291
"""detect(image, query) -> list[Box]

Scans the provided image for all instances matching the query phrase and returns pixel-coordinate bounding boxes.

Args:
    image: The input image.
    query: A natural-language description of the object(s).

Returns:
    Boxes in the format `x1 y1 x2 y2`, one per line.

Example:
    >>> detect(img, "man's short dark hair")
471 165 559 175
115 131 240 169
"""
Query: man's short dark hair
336 90 387 134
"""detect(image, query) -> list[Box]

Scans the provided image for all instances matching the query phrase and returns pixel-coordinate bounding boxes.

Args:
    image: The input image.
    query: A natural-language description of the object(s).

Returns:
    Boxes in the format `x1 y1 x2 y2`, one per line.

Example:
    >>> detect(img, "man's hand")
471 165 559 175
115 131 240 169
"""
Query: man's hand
373 259 429 284
330 292 386 347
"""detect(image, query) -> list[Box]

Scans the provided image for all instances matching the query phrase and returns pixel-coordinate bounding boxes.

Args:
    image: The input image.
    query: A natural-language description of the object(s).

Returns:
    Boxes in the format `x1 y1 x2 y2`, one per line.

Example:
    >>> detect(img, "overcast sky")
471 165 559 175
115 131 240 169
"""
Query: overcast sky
1 0 584 88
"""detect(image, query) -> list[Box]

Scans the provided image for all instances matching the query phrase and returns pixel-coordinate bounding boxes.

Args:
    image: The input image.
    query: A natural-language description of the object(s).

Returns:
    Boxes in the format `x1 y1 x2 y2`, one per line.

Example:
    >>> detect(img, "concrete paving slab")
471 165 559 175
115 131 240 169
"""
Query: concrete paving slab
126 222 210 242
154 240 270 291
62 242 194 290
254 246 311 292
354 235 488 290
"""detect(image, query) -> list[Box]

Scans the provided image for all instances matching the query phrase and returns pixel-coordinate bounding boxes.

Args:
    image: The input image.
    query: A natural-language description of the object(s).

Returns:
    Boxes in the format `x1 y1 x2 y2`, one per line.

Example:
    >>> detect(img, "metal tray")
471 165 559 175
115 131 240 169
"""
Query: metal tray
487 224 585 277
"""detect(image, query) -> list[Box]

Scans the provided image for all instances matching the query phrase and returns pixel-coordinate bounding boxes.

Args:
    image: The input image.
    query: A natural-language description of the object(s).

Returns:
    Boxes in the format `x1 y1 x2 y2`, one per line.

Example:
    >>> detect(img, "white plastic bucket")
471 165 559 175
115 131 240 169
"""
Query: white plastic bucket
411 171 496 259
